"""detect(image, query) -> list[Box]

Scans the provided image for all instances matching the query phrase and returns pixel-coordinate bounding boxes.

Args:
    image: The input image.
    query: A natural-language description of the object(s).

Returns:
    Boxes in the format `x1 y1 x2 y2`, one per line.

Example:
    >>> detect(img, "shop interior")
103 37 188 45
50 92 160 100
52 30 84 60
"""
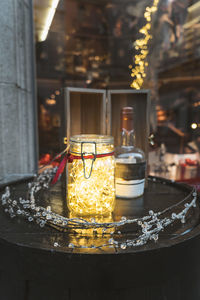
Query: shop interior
34 0 200 186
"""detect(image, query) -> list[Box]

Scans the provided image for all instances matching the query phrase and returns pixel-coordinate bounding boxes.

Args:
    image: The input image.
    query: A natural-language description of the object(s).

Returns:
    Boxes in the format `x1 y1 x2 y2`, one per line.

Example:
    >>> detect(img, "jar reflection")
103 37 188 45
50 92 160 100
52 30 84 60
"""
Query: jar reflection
68 213 115 251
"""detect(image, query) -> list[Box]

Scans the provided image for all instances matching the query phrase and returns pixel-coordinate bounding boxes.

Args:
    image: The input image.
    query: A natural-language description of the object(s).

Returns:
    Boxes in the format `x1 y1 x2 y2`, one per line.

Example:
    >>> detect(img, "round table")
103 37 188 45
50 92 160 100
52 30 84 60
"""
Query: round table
0 177 200 300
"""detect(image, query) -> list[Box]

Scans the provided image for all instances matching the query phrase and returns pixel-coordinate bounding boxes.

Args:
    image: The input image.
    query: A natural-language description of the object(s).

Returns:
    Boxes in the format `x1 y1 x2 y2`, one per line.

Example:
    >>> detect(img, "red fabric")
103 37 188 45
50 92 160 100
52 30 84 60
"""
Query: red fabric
51 151 114 185
185 158 198 166
179 159 198 180
39 154 52 165
177 159 200 190
39 153 60 167
51 155 68 185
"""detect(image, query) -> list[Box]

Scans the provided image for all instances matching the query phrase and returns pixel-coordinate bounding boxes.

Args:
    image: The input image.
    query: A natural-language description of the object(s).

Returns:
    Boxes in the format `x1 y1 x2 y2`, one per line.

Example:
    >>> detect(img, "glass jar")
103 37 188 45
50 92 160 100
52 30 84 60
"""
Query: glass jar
67 134 115 216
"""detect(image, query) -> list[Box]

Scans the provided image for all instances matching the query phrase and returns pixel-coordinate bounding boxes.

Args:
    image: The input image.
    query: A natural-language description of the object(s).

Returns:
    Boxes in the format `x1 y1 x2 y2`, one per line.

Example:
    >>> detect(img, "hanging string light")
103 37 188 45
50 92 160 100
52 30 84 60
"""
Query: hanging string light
130 0 160 89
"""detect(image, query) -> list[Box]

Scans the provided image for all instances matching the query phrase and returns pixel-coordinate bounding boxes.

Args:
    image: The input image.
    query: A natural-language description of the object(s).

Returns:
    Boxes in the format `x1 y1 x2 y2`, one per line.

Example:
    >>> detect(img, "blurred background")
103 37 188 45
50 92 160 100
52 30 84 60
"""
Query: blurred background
33 0 200 187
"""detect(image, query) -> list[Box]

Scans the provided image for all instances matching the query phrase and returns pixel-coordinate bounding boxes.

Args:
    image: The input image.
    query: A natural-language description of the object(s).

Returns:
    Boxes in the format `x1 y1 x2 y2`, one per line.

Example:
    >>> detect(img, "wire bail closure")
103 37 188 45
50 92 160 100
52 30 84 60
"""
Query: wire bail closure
81 141 97 179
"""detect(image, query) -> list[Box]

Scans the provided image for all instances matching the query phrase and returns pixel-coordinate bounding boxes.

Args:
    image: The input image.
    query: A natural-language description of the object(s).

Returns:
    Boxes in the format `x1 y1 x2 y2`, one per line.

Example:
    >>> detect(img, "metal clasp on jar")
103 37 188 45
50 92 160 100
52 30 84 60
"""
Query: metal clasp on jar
81 141 97 179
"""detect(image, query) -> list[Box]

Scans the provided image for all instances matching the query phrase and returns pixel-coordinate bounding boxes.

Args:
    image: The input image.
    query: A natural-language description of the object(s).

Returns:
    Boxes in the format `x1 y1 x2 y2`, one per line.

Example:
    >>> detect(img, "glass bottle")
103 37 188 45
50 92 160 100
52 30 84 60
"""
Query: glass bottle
115 107 146 198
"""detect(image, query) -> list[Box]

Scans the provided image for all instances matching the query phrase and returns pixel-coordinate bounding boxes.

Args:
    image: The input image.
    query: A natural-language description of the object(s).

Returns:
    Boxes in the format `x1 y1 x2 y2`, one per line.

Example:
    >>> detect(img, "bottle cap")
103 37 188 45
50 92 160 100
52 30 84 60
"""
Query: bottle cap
121 107 134 131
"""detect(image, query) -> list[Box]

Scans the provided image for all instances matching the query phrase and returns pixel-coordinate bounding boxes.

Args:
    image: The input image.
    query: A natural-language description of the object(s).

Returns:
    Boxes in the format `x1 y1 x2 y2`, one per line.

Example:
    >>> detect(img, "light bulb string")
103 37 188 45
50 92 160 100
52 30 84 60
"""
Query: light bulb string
51 151 115 184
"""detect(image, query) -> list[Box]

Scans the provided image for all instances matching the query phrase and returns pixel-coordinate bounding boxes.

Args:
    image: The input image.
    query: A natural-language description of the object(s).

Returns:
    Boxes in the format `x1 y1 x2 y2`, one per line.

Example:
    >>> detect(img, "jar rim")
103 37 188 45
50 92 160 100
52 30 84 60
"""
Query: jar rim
70 134 114 144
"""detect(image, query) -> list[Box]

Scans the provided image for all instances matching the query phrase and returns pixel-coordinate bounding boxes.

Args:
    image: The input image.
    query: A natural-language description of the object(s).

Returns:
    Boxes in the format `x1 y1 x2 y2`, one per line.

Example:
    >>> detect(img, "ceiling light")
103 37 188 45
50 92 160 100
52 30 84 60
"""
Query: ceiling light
39 0 60 42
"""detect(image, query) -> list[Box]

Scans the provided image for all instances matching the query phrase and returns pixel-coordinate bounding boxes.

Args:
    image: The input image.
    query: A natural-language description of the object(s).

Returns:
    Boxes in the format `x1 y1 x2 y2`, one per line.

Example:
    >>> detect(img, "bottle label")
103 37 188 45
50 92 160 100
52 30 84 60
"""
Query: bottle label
116 179 145 198
115 161 146 180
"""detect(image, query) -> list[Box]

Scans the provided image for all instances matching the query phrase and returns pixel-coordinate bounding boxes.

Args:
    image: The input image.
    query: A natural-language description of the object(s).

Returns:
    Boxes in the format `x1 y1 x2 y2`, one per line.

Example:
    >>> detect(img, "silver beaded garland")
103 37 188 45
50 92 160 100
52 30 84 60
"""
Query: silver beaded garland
0 167 198 251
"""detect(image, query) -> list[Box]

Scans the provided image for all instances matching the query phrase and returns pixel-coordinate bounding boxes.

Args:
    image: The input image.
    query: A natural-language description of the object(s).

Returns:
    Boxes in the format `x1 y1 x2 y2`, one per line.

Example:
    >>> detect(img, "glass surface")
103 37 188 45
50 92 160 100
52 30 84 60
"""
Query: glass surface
115 129 146 198
34 0 200 190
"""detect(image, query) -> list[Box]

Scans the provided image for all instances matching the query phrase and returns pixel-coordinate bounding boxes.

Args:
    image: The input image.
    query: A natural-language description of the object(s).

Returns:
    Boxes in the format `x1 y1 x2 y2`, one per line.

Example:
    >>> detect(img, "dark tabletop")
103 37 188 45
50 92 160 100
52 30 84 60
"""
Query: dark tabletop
0 176 200 288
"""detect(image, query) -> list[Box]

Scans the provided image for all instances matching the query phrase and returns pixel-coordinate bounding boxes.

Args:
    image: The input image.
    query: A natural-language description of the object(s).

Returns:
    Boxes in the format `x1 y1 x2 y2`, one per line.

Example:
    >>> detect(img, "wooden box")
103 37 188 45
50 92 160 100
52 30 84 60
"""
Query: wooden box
63 88 150 162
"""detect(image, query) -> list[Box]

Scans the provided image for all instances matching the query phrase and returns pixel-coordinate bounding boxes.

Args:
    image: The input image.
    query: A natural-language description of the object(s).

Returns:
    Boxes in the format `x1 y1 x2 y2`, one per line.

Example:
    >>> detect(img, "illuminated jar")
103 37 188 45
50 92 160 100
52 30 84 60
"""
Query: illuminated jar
67 134 115 216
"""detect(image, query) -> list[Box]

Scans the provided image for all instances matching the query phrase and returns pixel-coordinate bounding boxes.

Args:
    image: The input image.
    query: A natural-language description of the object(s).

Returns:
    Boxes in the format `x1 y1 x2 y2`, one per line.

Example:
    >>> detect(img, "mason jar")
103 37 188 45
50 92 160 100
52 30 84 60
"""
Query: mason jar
67 134 115 216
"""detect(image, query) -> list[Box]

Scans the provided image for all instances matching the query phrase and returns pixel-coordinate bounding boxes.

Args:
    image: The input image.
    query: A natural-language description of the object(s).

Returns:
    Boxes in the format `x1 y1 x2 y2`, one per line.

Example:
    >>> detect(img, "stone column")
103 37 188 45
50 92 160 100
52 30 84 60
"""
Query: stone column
0 0 37 184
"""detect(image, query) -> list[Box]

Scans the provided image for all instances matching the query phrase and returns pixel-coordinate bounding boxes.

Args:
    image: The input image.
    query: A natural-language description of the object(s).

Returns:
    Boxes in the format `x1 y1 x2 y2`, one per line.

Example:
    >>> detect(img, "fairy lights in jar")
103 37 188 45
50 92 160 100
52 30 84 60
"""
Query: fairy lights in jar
67 135 115 216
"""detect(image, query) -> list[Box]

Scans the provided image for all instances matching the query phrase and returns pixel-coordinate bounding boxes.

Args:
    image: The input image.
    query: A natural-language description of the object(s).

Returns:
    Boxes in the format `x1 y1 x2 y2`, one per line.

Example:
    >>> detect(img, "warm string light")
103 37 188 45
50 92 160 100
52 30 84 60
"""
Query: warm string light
45 90 60 106
130 0 160 89
67 142 115 216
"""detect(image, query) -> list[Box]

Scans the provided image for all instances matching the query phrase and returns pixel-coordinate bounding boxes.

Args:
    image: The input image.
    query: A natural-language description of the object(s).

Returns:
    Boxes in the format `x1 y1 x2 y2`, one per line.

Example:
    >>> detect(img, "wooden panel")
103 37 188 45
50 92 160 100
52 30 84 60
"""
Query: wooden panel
64 87 106 141
70 93 81 136
80 93 101 134
107 90 150 160
107 90 150 156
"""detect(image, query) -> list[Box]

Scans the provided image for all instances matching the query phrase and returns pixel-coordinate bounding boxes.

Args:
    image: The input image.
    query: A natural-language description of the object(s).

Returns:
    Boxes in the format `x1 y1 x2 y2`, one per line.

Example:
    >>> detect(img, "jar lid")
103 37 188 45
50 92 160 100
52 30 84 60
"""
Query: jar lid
70 134 114 144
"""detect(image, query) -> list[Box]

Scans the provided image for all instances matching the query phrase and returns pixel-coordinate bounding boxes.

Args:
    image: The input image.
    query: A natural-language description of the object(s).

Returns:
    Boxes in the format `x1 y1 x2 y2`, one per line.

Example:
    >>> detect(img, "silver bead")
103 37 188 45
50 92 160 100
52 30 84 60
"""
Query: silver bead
47 206 51 212
181 217 185 224
152 234 158 241
46 214 52 220
120 243 127 250
171 213 176 219
40 221 45 227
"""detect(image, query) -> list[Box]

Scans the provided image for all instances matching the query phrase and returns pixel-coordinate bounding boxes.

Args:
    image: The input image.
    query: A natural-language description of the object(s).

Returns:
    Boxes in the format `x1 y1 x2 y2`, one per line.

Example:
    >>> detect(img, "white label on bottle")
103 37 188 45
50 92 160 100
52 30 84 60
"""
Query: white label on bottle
116 157 137 164
115 178 145 198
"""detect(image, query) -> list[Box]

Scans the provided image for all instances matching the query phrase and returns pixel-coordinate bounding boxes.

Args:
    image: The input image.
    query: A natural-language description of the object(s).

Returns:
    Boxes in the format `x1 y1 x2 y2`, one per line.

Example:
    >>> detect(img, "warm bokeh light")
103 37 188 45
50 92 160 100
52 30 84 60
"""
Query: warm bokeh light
191 123 198 129
130 0 160 89
46 98 56 105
